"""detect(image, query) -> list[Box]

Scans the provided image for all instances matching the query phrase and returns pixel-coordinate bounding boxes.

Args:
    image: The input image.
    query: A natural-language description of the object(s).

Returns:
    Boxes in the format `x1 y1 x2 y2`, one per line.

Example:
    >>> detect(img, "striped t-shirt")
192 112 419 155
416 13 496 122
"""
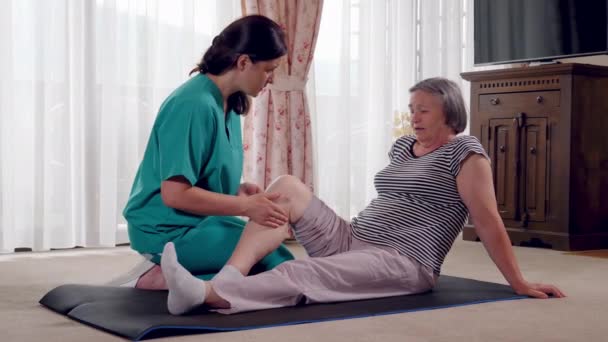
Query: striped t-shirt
351 135 489 275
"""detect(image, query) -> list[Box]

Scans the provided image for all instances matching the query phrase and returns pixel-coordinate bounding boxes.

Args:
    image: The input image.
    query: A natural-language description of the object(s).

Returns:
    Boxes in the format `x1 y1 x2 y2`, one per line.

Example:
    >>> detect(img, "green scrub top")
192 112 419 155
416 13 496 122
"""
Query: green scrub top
123 74 294 278
123 73 244 254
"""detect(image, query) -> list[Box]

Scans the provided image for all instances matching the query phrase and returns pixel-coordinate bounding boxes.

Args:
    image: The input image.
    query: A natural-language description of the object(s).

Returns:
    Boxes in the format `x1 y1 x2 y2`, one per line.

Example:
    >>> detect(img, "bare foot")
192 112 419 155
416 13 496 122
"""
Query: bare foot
135 265 168 290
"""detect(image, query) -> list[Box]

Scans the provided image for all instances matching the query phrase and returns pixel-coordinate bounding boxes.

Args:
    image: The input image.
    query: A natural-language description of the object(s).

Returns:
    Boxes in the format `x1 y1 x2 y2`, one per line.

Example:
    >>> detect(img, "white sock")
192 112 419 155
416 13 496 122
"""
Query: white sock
161 242 206 315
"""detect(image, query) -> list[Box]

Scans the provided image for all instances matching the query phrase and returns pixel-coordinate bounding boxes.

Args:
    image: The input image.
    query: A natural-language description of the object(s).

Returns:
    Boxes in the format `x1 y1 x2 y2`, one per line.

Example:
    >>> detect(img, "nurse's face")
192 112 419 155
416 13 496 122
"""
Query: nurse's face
238 56 281 96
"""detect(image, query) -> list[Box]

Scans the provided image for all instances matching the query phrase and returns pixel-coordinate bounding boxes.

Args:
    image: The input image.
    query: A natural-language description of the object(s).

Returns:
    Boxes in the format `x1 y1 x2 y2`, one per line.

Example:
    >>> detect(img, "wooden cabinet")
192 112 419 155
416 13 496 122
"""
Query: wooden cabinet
461 63 608 250
482 93 551 225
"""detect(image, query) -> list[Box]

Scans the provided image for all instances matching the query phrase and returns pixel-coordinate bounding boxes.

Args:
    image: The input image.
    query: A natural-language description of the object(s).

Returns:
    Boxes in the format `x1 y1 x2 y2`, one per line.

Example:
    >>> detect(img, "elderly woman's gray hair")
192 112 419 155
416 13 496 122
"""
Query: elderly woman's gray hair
409 78 467 134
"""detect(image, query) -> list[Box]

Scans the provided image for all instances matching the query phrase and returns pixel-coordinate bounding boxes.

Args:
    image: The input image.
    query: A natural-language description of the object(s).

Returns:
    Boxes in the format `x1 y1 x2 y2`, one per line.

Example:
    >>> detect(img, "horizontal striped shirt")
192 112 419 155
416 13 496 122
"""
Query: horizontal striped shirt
351 135 488 275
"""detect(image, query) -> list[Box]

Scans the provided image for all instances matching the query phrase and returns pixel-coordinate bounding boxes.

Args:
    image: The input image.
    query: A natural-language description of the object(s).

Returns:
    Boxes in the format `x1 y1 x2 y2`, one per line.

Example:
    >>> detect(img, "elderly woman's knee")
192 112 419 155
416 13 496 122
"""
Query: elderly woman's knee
267 175 305 193
266 175 312 208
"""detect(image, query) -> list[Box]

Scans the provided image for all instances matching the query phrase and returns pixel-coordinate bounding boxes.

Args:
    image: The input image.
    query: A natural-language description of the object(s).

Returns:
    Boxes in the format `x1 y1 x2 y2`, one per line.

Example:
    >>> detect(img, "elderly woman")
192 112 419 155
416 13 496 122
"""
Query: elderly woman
160 78 565 315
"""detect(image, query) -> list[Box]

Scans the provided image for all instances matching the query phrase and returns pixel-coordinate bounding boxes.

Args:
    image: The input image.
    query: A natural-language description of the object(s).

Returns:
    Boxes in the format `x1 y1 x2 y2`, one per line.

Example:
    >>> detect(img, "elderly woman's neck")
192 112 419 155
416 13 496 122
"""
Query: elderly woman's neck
416 131 457 150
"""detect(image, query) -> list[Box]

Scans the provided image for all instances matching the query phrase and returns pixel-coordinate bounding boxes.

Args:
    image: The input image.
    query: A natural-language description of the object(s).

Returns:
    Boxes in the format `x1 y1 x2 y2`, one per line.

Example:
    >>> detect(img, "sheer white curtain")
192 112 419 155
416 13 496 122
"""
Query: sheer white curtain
309 0 474 219
0 0 241 253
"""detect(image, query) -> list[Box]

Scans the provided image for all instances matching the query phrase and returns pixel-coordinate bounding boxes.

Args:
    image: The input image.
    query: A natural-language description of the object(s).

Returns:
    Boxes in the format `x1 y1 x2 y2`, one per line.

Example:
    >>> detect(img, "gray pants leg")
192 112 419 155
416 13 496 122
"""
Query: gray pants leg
210 197 435 314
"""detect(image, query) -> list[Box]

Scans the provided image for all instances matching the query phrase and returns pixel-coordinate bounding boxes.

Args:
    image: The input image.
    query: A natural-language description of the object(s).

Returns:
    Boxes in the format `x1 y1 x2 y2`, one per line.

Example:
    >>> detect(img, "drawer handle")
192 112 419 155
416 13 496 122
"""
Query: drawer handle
490 97 500 105
530 147 537 154
536 96 544 103
499 145 506 152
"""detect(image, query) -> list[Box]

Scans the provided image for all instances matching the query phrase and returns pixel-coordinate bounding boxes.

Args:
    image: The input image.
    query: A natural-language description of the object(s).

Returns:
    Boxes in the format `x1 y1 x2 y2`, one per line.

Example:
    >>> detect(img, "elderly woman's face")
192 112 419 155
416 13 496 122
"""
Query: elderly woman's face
409 90 449 142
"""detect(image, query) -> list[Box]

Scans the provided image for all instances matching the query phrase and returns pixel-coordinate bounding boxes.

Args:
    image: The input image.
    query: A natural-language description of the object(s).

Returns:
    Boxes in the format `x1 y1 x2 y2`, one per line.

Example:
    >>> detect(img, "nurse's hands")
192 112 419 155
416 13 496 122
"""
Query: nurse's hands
243 192 289 228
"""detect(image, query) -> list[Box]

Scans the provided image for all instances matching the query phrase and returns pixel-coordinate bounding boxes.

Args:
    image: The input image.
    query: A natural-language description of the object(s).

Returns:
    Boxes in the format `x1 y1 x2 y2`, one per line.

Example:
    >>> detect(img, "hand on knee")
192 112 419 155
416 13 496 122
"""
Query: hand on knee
265 175 312 224
243 192 289 228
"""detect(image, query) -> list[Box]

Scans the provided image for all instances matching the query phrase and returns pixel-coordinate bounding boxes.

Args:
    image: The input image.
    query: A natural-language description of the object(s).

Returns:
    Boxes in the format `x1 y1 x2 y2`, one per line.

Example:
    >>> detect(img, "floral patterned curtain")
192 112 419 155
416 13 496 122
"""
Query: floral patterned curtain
241 0 323 190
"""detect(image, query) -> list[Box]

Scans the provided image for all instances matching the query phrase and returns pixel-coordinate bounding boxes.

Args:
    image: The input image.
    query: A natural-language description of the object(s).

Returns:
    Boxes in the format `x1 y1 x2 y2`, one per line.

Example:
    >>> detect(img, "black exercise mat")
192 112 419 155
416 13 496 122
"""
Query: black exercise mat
40 276 525 341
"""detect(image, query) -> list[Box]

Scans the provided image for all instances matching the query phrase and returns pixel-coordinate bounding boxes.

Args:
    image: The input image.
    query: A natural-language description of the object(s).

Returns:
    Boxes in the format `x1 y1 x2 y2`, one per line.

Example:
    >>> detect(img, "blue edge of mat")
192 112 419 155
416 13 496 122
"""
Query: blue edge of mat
133 295 526 341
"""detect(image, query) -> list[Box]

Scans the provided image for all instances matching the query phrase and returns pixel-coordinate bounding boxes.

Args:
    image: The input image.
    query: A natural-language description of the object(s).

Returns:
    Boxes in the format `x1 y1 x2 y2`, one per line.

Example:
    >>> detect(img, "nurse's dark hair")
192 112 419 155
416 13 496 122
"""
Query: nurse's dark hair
189 15 287 115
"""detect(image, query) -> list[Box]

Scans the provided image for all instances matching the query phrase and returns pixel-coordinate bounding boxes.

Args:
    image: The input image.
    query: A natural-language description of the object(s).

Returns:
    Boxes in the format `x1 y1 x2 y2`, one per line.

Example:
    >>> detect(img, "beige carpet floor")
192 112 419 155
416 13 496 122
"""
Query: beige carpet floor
1 235 606 342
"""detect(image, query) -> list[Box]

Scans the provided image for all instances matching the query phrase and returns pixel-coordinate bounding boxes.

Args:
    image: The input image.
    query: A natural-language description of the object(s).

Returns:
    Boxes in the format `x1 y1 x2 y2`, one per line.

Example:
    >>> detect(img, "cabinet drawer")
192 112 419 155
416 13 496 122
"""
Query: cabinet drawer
479 91 560 112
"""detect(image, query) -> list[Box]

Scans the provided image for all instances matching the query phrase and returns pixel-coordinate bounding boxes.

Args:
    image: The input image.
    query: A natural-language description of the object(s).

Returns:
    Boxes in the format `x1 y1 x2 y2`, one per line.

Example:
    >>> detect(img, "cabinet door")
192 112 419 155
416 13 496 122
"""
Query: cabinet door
521 118 547 222
488 119 520 220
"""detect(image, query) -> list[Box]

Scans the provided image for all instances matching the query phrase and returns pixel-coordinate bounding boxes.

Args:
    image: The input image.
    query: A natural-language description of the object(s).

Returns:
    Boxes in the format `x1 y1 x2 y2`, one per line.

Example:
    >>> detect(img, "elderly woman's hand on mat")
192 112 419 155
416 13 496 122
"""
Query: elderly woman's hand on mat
242 192 289 228
513 280 566 299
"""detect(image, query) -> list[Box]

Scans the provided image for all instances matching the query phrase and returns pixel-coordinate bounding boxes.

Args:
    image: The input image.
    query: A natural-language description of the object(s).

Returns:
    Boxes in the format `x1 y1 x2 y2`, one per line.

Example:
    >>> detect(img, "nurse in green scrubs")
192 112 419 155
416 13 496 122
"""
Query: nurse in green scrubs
120 15 294 289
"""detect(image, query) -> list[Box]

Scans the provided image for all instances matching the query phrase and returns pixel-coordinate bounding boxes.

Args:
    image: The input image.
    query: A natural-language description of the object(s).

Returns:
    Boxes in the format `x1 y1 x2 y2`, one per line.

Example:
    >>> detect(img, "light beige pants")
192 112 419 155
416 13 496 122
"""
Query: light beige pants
211 197 436 314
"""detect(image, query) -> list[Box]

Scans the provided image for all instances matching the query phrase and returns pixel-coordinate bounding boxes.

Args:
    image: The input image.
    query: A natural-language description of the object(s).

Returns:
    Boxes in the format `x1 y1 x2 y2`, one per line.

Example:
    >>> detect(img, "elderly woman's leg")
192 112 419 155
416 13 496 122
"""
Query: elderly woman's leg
225 173 356 275
161 175 312 314
226 175 313 276
162 240 434 315
136 176 309 290
162 174 364 315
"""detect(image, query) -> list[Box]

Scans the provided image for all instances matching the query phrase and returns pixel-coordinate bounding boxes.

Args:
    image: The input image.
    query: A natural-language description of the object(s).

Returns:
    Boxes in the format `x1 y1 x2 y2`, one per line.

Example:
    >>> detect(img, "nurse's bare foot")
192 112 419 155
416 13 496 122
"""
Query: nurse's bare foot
135 265 168 290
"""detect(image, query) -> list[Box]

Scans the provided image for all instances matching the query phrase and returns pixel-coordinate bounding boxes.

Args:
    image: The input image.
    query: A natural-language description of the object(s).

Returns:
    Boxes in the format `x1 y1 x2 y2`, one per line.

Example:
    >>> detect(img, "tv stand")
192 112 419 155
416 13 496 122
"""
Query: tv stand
461 63 608 251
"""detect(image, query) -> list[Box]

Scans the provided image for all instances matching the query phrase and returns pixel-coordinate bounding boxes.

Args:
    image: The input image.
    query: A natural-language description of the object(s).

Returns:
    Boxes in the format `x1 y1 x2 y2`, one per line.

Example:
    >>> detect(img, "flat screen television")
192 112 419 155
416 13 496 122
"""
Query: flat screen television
474 0 608 65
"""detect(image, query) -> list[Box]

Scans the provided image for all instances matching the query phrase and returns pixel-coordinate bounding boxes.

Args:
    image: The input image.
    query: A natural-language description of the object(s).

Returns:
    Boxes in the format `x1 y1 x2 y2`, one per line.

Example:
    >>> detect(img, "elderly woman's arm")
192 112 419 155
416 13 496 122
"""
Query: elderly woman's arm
456 154 565 299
